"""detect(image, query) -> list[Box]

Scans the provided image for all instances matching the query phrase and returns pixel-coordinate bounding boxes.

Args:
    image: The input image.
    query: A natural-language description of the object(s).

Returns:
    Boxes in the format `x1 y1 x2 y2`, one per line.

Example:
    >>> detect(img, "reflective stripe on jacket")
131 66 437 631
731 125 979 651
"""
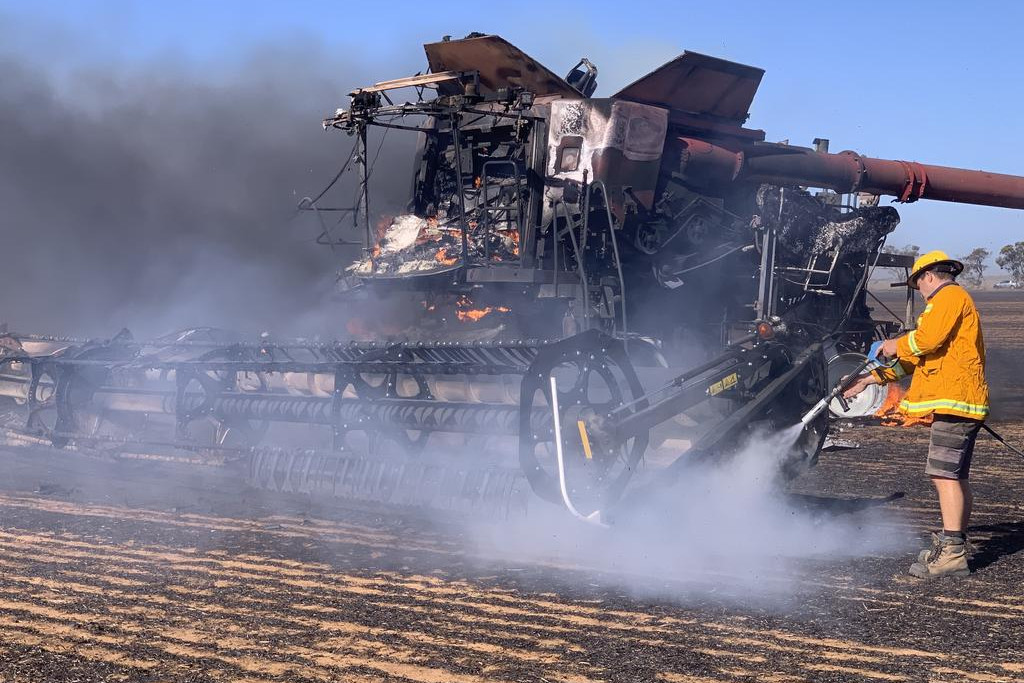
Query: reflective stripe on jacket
871 282 988 420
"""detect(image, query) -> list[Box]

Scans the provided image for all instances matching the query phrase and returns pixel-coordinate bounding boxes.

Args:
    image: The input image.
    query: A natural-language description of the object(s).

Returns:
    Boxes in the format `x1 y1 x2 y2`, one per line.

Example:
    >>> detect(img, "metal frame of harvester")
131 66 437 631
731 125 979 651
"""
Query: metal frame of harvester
3 34 1022 518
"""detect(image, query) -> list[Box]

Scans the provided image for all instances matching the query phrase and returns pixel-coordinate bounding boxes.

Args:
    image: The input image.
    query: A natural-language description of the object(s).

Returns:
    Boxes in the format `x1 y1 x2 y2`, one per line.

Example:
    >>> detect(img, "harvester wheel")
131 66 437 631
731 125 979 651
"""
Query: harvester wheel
518 331 649 515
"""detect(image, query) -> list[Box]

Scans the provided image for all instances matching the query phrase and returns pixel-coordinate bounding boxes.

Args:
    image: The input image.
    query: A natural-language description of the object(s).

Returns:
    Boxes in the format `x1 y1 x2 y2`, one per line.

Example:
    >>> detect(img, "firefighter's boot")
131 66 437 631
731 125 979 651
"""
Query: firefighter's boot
910 534 969 579
917 532 971 563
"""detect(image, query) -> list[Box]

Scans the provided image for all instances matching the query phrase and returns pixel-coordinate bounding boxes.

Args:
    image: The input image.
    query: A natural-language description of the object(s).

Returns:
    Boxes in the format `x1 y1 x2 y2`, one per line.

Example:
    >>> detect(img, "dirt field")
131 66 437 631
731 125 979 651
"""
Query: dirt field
1 291 1023 682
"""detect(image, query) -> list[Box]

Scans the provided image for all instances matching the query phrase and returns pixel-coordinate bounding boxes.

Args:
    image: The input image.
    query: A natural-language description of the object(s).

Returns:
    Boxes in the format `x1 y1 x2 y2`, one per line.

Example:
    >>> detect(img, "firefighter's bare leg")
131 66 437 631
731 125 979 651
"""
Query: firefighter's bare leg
961 480 973 530
931 476 970 532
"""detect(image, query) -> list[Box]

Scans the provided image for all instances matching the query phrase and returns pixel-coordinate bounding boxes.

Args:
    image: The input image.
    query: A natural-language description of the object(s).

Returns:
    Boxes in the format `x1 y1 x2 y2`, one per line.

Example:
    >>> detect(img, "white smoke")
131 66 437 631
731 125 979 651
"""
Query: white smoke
469 424 908 603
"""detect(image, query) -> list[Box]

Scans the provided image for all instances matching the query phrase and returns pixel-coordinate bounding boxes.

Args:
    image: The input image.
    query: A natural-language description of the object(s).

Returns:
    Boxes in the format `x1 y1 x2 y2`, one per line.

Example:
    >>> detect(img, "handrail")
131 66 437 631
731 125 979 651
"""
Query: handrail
586 181 628 350
553 200 590 331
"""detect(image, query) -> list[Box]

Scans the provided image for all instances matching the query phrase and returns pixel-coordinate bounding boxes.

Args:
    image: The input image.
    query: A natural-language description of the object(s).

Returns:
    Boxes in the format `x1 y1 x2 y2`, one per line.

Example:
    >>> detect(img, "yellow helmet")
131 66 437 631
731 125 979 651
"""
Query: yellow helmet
906 250 964 289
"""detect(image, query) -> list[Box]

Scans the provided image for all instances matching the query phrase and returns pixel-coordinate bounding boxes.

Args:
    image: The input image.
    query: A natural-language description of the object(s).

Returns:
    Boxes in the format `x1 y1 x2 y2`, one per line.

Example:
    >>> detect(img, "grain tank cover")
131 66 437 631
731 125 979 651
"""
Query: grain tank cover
614 51 764 123
424 34 582 98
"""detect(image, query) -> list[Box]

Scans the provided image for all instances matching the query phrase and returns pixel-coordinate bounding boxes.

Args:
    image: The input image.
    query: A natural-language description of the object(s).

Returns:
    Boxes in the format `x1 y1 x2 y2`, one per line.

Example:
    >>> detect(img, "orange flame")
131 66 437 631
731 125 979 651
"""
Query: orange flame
875 384 933 427
493 228 521 258
456 306 510 322
454 294 510 322
435 247 459 266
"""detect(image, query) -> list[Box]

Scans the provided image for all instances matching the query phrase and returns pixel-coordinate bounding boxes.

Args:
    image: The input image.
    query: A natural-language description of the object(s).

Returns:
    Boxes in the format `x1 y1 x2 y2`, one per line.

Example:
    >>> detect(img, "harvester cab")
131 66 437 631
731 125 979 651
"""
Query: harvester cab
3 33 1023 520
321 35 909 354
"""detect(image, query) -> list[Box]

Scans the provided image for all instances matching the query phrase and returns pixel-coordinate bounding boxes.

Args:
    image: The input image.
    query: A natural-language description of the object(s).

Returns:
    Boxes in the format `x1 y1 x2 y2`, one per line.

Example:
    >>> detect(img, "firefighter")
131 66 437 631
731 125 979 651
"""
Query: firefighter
844 250 988 579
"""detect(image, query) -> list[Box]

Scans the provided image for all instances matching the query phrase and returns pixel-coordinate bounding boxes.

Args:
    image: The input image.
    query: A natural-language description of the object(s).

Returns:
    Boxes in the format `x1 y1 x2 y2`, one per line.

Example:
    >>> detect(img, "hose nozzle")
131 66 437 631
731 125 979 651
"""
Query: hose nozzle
800 352 876 427
800 397 831 427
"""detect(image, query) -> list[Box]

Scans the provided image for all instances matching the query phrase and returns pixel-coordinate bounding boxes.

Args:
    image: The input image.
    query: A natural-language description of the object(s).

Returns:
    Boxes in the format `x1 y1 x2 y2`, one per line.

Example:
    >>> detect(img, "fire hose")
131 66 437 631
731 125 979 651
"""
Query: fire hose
981 424 1024 460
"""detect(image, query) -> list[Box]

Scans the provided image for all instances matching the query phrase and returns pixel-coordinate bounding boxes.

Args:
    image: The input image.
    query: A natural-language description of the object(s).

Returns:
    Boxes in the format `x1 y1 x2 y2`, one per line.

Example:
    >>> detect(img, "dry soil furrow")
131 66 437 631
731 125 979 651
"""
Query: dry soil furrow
0 532 958 683
5 517 1022 682
0 492 459 555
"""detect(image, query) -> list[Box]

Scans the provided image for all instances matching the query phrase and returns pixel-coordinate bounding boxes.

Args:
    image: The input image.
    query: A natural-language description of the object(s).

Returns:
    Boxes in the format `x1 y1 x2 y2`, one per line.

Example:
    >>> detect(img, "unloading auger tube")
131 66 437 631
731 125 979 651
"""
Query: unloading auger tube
674 138 1024 209
0 326 827 517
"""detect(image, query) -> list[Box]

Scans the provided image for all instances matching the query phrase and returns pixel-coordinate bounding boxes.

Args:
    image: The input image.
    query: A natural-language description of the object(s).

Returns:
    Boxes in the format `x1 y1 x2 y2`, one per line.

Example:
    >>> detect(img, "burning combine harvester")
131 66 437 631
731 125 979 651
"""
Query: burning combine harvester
2 34 1023 518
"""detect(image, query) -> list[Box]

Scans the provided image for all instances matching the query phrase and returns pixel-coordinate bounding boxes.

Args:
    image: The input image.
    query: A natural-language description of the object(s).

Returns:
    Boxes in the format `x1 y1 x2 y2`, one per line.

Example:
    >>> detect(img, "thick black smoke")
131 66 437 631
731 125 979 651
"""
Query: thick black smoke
0 41 413 339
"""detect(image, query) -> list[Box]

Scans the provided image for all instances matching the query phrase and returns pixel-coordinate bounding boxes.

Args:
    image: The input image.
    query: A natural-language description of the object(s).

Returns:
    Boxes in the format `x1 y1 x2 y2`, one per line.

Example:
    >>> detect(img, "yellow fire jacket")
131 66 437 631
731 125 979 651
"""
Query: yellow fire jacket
871 282 988 420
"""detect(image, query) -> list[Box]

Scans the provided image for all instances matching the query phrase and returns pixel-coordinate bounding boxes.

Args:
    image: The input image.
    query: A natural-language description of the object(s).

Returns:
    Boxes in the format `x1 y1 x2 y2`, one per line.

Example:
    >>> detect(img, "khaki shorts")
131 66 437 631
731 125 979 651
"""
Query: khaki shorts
927 415 983 480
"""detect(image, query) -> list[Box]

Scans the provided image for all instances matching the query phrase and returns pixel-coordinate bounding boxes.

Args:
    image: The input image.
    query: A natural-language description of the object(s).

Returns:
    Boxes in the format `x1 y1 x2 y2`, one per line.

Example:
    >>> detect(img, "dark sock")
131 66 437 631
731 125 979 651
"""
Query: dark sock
942 530 966 541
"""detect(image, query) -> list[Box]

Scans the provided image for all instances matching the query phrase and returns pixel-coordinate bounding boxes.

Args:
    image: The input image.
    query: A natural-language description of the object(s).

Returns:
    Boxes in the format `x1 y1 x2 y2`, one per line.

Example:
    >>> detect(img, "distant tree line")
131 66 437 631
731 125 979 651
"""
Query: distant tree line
879 242 1024 288
959 248 989 287
995 242 1024 285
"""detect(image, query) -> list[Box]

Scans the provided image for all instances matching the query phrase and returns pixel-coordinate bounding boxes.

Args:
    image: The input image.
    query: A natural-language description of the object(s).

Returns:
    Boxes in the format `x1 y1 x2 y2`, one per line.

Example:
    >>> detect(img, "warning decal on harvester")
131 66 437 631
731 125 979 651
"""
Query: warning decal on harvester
708 372 739 396
577 420 594 459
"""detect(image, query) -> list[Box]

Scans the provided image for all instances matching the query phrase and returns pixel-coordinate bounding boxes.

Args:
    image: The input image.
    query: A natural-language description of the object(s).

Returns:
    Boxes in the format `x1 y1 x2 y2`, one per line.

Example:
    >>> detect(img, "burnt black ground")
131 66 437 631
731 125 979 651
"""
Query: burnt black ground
0 290 1022 683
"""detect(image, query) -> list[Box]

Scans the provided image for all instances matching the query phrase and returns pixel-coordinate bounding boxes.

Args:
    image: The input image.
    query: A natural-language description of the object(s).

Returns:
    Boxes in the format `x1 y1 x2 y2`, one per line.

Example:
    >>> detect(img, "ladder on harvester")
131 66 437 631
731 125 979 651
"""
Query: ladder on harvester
479 160 524 262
